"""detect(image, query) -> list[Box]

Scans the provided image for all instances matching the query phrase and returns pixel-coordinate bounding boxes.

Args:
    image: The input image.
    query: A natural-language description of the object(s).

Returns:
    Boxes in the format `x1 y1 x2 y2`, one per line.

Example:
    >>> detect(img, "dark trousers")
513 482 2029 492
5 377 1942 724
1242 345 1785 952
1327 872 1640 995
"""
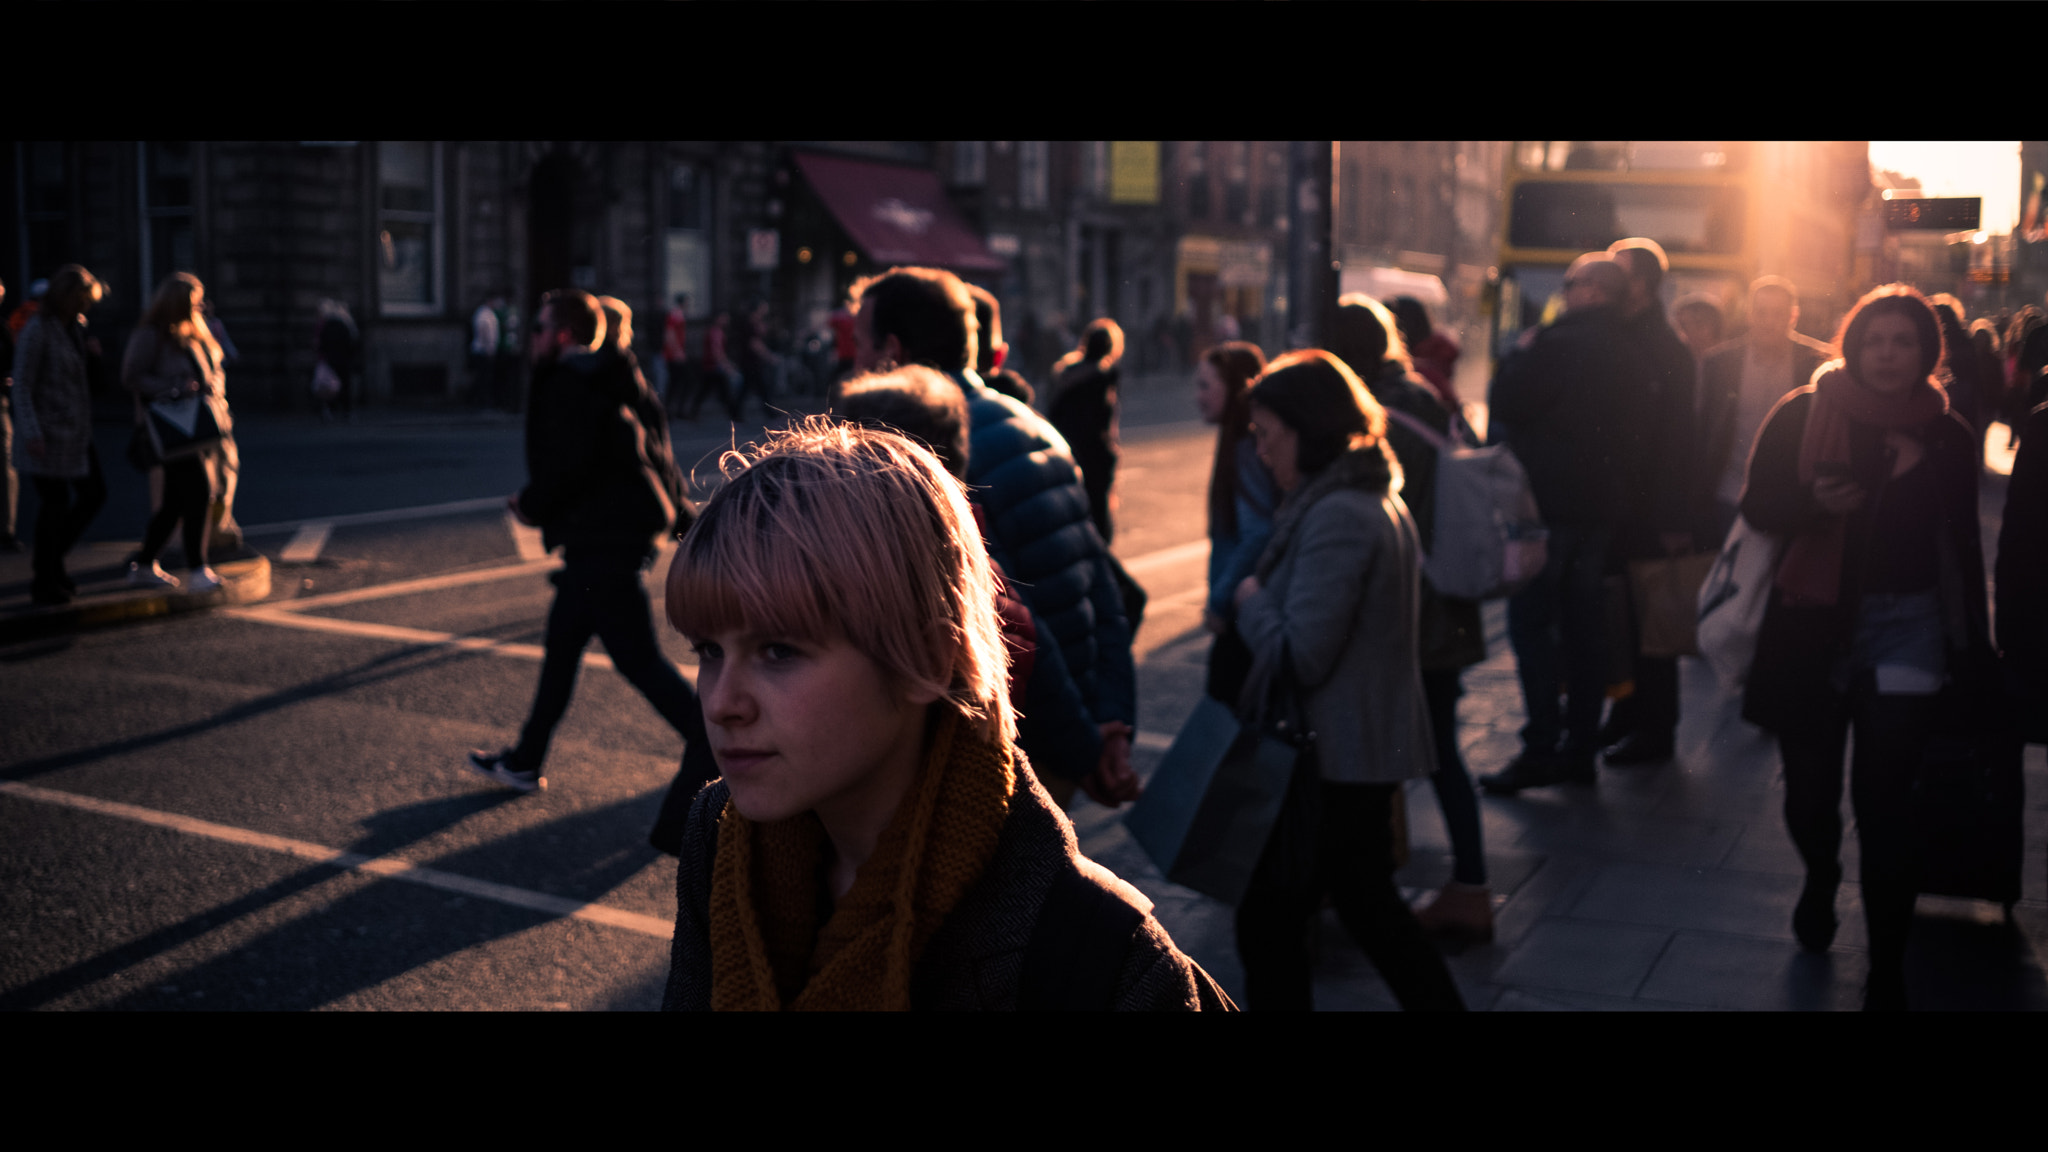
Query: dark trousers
1235 763 1466 1012
139 455 212 570
511 564 707 775
1423 667 1487 886
1776 682 1936 981
1604 654 1680 741
1506 523 1613 757
29 443 107 591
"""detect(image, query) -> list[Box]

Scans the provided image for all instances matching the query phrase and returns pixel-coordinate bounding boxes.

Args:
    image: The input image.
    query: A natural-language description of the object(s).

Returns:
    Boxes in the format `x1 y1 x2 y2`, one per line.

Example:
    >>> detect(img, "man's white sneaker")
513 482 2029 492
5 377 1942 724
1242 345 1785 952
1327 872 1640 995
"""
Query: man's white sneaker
129 561 179 589
185 567 224 595
466 749 546 793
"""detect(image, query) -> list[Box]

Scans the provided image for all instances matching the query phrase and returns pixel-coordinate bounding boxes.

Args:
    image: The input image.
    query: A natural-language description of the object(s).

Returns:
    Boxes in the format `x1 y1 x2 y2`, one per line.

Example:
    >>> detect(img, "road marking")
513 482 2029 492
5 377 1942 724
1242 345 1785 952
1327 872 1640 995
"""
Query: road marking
272 557 562 611
278 522 333 564
1119 538 1207 578
0 779 676 940
506 511 548 561
241 496 509 538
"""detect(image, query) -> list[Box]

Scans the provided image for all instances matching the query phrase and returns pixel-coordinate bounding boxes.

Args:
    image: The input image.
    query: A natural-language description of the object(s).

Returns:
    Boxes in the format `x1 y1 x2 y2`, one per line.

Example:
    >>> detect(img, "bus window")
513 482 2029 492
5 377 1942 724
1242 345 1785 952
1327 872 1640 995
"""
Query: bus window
1509 182 1747 255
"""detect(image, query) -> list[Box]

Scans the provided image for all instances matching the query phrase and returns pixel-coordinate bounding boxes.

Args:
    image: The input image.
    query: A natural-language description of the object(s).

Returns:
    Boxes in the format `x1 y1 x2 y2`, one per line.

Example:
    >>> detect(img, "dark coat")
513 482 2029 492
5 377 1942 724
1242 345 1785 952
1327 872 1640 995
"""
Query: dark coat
1616 306 1701 549
1997 401 2048 721
663 774 1235 1011
1738 387 1994 733
1048 359 1120 498
1488 305 1648 529
519 348 682 563
956 370 1136 730
1698 332 1832 526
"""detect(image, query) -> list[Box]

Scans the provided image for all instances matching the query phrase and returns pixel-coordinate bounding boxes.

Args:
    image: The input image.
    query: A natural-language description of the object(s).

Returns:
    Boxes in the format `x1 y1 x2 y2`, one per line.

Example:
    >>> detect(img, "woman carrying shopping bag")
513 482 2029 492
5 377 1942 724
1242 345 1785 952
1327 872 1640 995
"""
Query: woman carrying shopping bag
1230 350 1464 1011
1740 285 1996 1011
122 273 230 594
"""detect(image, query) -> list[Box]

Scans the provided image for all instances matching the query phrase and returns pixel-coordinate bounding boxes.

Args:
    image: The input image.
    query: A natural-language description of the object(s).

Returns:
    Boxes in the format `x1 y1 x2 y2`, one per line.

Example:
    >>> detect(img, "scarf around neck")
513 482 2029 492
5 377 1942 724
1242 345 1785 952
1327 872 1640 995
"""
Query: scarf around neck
707 710 1017 1011
1254 440 1399 583
1774 362 1948 607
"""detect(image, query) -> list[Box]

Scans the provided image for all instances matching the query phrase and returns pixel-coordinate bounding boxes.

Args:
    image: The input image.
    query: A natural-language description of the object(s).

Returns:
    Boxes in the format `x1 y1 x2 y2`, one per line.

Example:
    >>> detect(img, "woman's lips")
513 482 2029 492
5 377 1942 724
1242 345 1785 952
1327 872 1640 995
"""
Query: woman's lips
716 748 773 773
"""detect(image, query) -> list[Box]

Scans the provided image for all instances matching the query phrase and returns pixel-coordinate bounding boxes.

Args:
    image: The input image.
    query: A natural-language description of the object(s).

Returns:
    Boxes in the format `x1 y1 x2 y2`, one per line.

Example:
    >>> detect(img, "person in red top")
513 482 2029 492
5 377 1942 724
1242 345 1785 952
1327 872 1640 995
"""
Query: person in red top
662 293 690 416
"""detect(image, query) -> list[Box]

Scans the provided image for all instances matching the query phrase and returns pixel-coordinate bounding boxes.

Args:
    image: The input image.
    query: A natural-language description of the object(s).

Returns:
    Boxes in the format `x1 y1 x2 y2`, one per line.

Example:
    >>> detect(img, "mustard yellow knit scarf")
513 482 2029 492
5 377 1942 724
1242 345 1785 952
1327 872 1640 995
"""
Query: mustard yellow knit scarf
708 711 1016 1011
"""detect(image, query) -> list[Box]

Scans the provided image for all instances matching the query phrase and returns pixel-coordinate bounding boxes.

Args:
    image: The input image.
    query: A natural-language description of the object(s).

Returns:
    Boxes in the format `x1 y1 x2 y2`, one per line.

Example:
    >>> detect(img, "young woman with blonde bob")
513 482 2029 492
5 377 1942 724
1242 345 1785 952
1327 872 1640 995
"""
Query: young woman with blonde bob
661 419 1230 1011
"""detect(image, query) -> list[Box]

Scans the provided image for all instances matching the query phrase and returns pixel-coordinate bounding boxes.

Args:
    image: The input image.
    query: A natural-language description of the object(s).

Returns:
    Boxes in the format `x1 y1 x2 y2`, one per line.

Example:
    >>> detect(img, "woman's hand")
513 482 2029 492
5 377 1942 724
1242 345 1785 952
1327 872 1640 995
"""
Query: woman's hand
1812 476 1866 515
1079 721 1140 808
1233 575 1261 610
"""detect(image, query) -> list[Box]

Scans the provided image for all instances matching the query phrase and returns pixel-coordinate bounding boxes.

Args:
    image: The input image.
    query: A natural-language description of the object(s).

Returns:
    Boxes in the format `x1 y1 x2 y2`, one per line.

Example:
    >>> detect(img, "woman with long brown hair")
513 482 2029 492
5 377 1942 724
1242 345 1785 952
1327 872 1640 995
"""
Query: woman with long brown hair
1194 340 1272 705
122 273 229 593
1740 284 1996 1010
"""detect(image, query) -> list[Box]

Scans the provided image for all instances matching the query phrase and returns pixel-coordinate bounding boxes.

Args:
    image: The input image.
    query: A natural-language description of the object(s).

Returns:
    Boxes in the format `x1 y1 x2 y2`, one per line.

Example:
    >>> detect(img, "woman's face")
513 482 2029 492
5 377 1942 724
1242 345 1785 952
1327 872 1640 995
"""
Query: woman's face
692 625 939 827
1856 312 1923 396
1195 360 1229 425
1249 403 1300 492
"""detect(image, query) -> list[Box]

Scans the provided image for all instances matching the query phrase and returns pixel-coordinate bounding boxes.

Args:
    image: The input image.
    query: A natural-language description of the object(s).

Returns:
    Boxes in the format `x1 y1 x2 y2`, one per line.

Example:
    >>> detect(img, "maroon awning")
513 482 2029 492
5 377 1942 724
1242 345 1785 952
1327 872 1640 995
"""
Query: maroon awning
793 151 1006 274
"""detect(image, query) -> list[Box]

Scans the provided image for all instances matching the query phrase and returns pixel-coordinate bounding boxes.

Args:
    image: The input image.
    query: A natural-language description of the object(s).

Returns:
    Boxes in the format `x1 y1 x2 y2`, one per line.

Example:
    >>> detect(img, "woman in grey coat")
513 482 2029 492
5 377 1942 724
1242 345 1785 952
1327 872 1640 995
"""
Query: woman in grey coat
1230 349 1464 1011
11 265 107 605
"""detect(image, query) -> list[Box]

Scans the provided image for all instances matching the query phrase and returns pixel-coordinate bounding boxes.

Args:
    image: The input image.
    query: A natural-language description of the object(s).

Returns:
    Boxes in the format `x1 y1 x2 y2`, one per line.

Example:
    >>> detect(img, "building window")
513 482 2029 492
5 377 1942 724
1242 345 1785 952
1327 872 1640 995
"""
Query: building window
376 140 442 316
1185 142 1210 220
1019 141 1049 210
138 141 195 295
1223 141 1250 224
952 142 986 188
19 141 69 286
1261 146 1285 226
667 161 711 313
1084 141 1109 200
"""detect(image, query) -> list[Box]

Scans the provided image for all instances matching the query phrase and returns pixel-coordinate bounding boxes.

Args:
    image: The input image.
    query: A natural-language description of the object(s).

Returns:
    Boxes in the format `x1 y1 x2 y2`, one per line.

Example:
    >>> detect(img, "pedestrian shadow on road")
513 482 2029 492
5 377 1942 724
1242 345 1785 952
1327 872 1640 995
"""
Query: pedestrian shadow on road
7 787 671 1011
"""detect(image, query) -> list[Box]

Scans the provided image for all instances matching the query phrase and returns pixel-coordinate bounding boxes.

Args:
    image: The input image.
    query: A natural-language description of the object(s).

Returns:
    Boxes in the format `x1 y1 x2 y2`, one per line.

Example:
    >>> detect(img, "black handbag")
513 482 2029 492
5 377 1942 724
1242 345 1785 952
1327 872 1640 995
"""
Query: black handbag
144 391 225 461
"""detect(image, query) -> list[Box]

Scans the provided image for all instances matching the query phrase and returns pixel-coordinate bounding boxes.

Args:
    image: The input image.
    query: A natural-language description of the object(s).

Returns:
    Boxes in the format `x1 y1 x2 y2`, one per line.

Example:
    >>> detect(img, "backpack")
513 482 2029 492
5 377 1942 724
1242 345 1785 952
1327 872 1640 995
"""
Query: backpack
1383 406 1547 600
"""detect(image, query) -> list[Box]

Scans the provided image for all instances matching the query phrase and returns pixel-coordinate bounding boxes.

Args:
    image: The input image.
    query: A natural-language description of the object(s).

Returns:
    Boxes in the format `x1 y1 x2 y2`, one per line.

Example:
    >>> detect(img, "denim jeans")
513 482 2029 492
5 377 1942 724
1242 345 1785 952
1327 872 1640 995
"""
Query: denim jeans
1506 523 1614 757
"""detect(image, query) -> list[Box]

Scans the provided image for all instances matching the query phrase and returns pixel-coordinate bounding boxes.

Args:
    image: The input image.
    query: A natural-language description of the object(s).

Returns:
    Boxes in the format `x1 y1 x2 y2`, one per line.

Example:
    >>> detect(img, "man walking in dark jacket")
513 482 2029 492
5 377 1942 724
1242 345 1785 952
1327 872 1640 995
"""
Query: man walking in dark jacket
466 289 710 795
1697 277 1833 543
1481 253 1646 793
1599 238 1704 767
849 267 1139 807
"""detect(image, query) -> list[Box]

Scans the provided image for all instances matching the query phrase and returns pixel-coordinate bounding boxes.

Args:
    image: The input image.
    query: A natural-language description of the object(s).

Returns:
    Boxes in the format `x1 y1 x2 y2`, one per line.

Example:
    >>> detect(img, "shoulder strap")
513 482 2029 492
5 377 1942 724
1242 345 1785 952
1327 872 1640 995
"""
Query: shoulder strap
1383 404 1451 452
1017 859 1145 1011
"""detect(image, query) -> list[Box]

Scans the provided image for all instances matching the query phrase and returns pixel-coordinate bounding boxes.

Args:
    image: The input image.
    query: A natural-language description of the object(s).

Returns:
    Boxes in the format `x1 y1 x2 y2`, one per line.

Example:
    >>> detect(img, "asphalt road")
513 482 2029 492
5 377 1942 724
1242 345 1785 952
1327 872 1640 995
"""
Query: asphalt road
0 381 1233 1012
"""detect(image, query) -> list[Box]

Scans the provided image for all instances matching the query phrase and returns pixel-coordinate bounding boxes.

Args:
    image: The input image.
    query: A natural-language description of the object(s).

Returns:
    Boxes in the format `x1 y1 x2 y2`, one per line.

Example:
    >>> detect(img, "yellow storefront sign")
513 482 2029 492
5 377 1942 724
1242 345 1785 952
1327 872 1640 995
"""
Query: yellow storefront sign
1110 142 1160 205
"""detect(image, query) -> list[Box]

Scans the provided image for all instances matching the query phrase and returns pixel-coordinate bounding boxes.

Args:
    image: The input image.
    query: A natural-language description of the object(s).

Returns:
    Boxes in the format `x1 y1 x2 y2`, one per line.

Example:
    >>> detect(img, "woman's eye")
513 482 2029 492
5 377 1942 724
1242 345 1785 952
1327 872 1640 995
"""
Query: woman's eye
689 641 722 661
763 642 800 662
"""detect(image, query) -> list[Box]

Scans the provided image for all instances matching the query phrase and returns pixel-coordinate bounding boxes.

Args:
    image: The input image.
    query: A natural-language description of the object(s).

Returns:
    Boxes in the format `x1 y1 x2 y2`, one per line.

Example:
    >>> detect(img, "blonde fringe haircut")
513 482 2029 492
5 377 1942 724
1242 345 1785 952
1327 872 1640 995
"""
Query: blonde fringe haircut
666 417 1015 748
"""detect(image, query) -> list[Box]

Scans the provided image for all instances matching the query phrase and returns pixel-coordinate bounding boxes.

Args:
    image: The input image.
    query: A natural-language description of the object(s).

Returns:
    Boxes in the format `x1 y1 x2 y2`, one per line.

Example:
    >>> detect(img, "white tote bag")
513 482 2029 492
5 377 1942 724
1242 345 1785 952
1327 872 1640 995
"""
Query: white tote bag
1695 515 1783 692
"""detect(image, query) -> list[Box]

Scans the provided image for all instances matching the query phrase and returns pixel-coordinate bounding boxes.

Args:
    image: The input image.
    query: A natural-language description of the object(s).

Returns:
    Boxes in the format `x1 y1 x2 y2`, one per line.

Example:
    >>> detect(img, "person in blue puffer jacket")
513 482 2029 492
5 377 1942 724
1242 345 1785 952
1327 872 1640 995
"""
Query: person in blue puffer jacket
848 268 1139 808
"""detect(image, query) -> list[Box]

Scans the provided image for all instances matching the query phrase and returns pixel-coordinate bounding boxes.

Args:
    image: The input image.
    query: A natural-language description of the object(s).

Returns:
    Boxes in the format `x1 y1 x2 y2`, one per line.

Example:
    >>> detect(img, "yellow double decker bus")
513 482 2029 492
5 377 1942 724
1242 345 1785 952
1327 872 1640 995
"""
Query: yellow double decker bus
1489 141 1868 358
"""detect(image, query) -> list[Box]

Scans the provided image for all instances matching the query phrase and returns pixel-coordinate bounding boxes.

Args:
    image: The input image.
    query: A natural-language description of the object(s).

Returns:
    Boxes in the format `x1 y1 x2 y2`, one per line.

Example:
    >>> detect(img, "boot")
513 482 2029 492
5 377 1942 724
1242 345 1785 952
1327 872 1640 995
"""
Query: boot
1413 881 1494 945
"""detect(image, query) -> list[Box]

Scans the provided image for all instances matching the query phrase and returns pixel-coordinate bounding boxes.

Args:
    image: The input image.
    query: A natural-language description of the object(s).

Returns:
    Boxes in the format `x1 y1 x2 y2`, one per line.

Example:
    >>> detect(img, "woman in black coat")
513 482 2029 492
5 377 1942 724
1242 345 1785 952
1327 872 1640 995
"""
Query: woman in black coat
1048 318 1124 544
1739 285 1995 1011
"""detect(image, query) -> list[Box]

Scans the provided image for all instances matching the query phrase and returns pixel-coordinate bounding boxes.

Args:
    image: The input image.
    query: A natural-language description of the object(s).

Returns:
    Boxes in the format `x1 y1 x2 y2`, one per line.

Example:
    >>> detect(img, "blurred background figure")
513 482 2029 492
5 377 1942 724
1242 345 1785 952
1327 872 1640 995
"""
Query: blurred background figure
1928 294 1990 446
12 265 106 605
1387 294 1462 415
122 273 231 595
1330 295 1493 943
1195 341 1272 709
1672 293 1726 373
1048 318 1125 544
1 276 18 552
315 299 360 423
968 284 1034 407
690 310 737 422
470 295 502 409
1697 277 1833 542
661 293 690 417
